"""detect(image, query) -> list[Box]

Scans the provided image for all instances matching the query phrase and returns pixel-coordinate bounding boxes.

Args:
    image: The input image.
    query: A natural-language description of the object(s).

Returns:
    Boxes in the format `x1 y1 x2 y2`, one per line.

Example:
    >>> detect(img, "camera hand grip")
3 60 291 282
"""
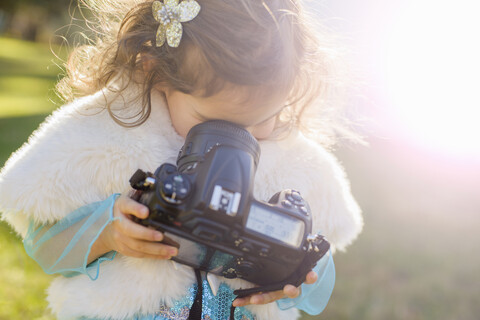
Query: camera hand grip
233 235 330 297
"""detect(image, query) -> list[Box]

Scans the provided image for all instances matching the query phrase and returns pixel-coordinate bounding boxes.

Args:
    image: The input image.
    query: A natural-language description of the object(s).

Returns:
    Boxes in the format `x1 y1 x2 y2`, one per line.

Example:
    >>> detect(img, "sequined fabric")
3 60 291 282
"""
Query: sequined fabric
79 279 255 320
153 280 256 320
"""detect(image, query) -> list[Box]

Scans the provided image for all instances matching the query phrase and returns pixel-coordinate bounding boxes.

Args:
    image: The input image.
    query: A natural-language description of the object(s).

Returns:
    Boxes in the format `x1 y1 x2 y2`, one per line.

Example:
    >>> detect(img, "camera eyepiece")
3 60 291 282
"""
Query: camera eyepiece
177 120 261 171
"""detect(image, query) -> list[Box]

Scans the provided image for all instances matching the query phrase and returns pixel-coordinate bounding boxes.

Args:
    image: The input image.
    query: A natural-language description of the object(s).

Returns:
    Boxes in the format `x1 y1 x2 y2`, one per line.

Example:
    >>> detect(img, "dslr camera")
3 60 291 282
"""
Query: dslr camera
130 120 329 295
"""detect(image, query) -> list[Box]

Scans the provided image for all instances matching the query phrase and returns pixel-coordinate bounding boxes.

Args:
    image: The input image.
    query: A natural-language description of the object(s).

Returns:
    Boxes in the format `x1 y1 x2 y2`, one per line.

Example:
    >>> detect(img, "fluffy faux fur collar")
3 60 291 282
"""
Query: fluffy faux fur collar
0 84 362 320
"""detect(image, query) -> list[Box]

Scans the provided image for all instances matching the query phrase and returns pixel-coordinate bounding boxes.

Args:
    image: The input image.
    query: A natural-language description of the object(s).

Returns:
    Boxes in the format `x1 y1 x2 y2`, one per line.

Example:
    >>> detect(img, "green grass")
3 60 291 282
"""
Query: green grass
0 37 63 117
0 219 54 320
0 36 58 320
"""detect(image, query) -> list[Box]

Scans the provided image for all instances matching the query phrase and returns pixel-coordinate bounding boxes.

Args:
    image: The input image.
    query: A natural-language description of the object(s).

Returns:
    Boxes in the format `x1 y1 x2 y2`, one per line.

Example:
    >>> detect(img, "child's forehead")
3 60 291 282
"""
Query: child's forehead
188 85 287 126
199 85 286 110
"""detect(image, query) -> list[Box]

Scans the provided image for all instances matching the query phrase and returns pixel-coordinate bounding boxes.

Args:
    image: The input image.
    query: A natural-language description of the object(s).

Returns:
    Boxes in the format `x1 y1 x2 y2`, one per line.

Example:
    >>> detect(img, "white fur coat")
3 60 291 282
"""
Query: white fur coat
0 84 363 320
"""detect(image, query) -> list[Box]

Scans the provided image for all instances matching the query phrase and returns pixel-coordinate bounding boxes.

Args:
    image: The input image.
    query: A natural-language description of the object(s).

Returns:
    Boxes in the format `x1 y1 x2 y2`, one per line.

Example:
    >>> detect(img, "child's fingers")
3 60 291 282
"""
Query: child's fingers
233 290 285 307
283 284 300 299
233 272 318 307
115 215 164 242
114 195 149 219
304 270 318 284
117 243 175 260
279 271 316 300
120 236 178 258
232 297 249 307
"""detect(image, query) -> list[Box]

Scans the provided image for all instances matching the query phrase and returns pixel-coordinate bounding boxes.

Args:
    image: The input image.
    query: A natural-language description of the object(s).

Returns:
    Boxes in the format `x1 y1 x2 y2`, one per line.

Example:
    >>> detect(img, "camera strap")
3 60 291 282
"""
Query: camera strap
188 269 203 320
188 269 238 320
230 304 236 319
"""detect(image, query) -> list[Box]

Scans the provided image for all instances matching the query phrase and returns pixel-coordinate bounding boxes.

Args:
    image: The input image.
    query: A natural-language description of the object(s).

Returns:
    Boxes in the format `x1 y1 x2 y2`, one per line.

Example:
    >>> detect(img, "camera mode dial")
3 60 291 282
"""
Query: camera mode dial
160 165 192 204
162 174 191 203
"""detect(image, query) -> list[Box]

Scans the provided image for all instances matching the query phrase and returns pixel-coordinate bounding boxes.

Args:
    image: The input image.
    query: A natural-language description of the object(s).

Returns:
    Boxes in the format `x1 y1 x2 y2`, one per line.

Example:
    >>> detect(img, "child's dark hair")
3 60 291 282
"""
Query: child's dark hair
58 0 358 147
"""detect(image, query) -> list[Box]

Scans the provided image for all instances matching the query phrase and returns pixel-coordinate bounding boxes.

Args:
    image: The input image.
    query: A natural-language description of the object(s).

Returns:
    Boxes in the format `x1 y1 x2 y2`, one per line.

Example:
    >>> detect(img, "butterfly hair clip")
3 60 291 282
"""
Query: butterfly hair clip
152 0 201 48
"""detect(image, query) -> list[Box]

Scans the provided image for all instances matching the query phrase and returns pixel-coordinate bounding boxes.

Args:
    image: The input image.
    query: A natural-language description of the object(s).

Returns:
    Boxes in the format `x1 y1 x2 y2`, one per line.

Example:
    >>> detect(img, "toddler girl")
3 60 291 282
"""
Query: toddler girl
0 0 363 319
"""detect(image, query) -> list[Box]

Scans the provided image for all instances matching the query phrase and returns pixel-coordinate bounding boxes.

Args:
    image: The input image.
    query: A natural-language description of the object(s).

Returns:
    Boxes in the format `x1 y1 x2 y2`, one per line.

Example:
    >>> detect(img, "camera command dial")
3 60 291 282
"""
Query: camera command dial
270 189 311 217
157 164 192 203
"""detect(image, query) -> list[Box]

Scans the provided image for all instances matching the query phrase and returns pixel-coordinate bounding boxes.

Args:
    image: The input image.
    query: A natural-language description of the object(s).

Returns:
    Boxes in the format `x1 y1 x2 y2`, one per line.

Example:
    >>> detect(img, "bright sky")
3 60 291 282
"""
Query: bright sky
386 0 480 159
314 0 480 160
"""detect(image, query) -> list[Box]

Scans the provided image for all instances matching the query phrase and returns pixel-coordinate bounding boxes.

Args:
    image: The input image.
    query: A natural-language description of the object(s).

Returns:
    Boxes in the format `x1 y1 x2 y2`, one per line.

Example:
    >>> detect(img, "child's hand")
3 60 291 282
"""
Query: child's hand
95 195 178 260
232 270 318 307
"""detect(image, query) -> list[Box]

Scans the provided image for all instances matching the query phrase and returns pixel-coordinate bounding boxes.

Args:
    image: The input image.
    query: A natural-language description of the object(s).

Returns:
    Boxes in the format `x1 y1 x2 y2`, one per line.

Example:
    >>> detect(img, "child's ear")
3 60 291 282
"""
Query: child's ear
141 53 169 92
140 53 156 73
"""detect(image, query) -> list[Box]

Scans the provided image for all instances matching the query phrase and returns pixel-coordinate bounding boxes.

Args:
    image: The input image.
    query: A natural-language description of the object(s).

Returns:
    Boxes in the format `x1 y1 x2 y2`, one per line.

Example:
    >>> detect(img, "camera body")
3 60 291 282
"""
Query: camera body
130 120 329 293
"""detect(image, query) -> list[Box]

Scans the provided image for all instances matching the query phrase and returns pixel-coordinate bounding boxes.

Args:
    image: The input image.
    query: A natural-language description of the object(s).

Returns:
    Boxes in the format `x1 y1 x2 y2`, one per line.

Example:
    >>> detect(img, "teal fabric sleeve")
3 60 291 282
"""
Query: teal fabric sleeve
276 249 335 315
23 193 121 280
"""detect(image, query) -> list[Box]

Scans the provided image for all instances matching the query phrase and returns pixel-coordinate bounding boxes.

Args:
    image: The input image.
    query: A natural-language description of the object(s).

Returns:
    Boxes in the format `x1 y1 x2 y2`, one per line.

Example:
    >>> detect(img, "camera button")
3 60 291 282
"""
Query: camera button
291 191 302 201
178 187 189 198
239 242 253 253
281 200 293 208
164 164 176 174
299 206 309 215
259 247 270 257
223 269 237 279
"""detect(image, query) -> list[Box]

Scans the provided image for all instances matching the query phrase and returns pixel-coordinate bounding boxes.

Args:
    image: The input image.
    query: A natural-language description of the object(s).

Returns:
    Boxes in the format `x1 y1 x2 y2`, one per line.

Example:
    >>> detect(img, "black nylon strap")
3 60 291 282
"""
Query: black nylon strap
188 269 203 320
189 269 238 320
230 304 236 320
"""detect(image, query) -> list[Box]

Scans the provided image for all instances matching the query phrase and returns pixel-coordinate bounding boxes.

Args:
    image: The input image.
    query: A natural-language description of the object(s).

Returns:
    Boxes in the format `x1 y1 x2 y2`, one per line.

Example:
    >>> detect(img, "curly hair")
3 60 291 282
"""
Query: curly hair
57 0 359 147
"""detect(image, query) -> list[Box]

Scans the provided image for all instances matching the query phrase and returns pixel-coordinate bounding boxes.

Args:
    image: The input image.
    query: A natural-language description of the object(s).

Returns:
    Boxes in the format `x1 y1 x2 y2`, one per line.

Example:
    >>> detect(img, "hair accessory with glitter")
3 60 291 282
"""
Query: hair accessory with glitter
152 0 201 48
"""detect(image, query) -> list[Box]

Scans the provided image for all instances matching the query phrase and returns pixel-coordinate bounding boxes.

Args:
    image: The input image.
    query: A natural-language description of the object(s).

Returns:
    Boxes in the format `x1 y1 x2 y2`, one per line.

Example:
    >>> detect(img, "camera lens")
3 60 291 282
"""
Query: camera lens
177 120 261 171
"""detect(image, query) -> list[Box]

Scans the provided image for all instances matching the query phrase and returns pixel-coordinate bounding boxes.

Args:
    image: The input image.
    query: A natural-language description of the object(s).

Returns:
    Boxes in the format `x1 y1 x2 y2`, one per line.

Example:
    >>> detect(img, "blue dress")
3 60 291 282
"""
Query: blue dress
24 195 335 319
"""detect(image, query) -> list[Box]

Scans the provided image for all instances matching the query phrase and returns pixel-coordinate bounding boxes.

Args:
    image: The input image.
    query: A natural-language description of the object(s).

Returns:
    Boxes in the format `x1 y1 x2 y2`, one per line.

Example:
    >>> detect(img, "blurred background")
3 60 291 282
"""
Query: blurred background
1 0 479 319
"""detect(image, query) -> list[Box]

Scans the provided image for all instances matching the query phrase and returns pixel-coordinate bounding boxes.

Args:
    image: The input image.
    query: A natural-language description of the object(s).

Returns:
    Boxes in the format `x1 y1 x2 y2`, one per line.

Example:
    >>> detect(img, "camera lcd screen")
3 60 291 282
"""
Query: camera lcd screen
164 232 236 274
245 203 305 247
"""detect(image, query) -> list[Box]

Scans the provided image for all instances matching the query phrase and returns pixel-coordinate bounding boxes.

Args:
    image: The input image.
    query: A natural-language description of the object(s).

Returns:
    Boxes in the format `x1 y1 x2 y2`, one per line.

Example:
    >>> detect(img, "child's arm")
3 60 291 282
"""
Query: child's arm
88 195 178 262
24 194 178 280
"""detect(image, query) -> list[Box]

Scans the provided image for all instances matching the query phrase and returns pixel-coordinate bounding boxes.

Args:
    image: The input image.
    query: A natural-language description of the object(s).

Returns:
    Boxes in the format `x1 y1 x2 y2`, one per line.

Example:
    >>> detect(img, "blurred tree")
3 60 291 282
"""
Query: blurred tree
0 0 71 41
0 0 68 15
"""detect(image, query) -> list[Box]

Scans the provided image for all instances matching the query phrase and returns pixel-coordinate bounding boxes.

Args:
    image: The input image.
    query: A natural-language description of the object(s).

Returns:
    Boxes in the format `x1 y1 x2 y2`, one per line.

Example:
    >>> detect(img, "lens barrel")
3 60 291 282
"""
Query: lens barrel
177 120 261 171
